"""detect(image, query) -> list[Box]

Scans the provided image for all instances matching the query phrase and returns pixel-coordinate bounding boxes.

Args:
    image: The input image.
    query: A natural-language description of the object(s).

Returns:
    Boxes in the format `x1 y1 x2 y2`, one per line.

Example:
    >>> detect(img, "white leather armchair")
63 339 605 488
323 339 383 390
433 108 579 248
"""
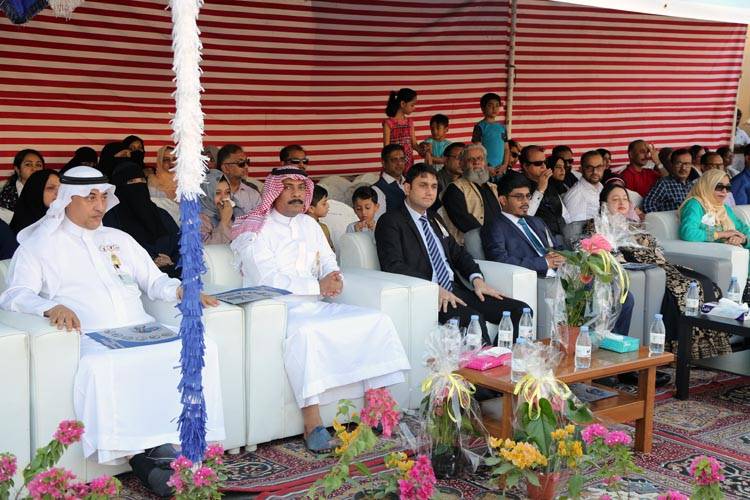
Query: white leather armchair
645 210 748 296
0 324 30 494
202 244 424 448
321 199 358 249
0 260 245 480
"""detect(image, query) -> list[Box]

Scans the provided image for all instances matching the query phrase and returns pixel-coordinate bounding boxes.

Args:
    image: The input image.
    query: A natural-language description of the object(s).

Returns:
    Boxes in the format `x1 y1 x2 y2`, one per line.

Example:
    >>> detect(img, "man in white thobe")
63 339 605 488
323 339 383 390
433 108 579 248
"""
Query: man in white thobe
0 166 224 496
231 167 410 452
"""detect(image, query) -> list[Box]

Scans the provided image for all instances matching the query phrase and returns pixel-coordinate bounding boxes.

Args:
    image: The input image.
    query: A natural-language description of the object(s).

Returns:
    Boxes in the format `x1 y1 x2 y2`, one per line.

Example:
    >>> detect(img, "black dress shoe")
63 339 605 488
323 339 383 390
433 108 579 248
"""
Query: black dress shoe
617 371 671 387
129 444 178 498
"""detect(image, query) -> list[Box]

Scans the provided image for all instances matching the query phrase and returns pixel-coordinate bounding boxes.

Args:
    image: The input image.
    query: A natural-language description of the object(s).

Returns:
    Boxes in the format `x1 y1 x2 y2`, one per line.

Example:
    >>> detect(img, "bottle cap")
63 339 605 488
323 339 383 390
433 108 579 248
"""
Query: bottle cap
580 326 589 332
690 281 697 287
502 311 511 317
655 313 663 319
470 315 479 321
523 307 530 313
731 276 737 282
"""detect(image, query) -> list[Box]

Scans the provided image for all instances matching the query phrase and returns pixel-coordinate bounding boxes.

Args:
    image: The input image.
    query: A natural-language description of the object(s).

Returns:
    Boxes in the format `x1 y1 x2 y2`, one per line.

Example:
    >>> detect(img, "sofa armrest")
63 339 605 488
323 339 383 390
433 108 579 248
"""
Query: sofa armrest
476 260 538 328
661 242 746 295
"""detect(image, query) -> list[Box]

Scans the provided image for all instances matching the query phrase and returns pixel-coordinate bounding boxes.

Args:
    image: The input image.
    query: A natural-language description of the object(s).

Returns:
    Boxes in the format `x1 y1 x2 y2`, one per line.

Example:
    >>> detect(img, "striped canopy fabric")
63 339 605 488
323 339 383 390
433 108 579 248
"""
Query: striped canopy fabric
0 0 744 179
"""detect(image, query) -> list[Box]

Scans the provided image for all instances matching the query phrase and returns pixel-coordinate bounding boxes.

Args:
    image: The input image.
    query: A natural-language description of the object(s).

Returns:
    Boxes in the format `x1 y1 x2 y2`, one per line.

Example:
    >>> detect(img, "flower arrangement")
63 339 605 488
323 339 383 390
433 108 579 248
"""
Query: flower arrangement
579 423 642 498
0 420 121 500
167 443 227 500
307 388 436 500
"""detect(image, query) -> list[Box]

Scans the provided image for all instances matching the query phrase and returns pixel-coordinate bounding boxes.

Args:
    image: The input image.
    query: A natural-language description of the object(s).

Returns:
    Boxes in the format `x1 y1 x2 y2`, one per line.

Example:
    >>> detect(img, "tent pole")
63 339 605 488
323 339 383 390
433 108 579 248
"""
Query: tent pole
505 0 518 137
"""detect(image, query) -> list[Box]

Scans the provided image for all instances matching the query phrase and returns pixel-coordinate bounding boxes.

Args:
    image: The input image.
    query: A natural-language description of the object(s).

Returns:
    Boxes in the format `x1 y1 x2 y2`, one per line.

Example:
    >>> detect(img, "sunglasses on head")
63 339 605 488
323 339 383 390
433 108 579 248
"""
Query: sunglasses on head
224 159 250 168
287 158 309 165
715 183 731 192
525 160 545 167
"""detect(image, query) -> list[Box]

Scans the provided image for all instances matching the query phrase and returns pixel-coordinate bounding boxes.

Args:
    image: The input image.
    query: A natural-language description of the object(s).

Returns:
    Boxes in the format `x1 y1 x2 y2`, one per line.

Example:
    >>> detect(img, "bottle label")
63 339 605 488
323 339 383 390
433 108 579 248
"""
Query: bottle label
511 358 525 371
575 345 591 357
685 298 699 309
519 326 534 339
650 333 665 344
498 330 513 341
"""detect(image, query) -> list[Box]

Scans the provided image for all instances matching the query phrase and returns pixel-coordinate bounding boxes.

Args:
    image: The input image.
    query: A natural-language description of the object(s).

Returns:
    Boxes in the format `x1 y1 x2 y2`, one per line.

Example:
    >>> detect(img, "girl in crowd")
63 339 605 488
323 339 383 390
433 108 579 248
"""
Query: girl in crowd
199 170 240 245
0 149 45 211
585 180 731 359
546 153 569 196
383 88 422 171
9 169 60 235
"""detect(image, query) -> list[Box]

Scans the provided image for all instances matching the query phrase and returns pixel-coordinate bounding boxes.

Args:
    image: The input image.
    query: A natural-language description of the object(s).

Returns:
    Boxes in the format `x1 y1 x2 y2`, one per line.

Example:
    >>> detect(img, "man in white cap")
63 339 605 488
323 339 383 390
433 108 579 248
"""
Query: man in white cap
231 167 410 453
0 166 224 497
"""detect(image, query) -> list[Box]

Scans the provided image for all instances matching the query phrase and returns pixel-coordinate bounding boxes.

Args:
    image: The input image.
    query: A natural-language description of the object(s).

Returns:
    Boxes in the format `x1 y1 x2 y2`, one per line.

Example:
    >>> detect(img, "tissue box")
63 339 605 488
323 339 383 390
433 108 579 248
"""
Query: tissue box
600 333 640 353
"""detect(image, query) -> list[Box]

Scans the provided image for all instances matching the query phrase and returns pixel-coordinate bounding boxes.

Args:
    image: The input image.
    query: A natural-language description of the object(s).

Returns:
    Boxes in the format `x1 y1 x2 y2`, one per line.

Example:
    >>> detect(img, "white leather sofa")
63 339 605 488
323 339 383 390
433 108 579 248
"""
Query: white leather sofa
0 324 30 494
321 199 358 249
732 204 750 225
0 260 246 480
645 210 748 296
336 231 538 333
202 244 429 449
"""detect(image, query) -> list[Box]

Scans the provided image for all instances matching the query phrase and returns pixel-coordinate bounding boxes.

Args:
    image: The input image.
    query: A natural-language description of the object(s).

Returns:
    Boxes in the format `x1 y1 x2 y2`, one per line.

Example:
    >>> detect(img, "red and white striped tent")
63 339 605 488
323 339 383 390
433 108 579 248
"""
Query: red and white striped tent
1 0 748 179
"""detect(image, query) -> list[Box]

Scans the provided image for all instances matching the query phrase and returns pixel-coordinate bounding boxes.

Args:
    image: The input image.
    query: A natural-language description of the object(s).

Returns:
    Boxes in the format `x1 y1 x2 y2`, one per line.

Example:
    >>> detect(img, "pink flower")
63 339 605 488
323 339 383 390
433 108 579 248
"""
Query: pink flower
398 455 436 500
193 466 217 488
53 420 85 446
88 475 119 496
360 388 401 437
600 495 612 500
604 475 622 486
581 423 609 445
689 455 725 486
170 455 193 471
27 467 76 499
0 453 17 483
167 472 185 493
658 491 690 500
581 234 613 254
68 482 90 497
205 443 224 463
550 395 565 413
604 431 632 447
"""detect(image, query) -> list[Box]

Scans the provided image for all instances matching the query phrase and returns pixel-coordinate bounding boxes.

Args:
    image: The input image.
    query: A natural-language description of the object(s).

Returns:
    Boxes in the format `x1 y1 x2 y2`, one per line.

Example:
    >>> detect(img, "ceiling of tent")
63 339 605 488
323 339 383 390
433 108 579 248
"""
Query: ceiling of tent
552 0 750 24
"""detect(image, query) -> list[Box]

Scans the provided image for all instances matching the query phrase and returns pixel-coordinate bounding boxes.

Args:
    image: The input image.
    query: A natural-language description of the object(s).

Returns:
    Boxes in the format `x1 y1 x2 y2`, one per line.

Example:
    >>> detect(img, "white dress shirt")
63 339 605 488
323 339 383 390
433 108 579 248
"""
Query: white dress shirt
501 211 556 277
563 180 603 223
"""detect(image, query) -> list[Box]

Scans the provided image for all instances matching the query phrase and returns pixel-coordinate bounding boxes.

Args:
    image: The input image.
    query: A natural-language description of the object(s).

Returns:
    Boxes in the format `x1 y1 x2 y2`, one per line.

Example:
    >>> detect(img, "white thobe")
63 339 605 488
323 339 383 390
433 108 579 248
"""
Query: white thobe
232 209 410 408
563 180 603 223
0 218 225 464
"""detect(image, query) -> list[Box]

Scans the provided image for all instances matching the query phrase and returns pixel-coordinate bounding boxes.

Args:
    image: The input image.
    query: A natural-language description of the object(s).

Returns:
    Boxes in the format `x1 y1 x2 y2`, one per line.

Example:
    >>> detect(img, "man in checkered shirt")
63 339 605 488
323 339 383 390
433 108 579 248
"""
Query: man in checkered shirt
643 148 694 213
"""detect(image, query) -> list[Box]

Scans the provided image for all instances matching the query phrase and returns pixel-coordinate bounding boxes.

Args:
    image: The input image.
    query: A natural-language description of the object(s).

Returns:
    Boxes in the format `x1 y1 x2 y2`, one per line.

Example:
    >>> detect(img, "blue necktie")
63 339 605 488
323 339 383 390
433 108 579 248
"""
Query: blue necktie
418 215 453 291
518 218 546 256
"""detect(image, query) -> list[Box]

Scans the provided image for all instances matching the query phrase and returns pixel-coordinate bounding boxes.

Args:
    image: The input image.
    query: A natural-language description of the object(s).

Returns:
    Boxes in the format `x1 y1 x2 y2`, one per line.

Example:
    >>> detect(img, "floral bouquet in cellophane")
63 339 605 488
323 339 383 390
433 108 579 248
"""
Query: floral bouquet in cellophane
418 324 487 479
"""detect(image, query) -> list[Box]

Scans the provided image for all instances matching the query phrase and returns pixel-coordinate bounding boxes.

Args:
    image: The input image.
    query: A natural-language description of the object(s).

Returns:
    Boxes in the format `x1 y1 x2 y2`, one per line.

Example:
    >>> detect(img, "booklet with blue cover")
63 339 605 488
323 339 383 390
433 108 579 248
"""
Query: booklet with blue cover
86 322 179 350
212 286 291 305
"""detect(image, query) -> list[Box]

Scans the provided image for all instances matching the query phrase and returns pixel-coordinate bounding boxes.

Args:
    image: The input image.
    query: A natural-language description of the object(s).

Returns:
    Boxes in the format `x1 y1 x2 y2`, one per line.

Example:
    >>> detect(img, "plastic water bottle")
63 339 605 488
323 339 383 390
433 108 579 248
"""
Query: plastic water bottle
575 326 592 369
497 311 514 350
511 339 528 383
445 318 462 365
685 281 700 316
519 308 535 342
727 277 741 303
649 313 666 355
465 315 483 354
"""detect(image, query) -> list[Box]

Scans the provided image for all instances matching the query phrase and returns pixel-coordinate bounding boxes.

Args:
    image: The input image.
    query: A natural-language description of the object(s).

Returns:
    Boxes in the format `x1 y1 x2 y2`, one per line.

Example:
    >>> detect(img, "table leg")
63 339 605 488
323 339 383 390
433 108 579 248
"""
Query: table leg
676 316 692 400
501 393 513 439
635 366 655 453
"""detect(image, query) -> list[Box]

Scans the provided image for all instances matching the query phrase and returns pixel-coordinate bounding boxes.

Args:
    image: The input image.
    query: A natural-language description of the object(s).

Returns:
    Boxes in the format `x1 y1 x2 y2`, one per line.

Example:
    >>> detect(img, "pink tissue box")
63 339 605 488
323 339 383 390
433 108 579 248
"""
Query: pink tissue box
463 347 512 371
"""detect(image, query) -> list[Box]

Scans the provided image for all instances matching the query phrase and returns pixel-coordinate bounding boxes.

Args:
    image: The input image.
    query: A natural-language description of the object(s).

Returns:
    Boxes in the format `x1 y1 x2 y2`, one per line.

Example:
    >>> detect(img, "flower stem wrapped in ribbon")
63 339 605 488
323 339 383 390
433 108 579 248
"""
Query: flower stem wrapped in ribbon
421 372 476 424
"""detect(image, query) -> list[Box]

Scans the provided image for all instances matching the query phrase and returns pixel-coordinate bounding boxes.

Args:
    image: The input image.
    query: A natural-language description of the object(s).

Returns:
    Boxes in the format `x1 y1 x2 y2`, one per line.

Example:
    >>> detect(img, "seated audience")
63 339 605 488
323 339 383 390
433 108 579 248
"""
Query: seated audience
62 146 98 172
421 113 451 168
716 145 738 177
620 140 661 197
217 144 261 215
643 148 693 213
279 144 309 170
347 186 379 239
552 144 579 188
507 139 522 171
375 162 530 343
148 145 177 200
701 152 737 206
372 144 407 220
546 153 568 196
0 220 17 259
9 169 60 235
97 141 130 178
596 148 612 171
441 143 501 245
482 174 565 277
589 181 730 361
203 145 219 170
0 166 221 496
730 144 750 204
307 184 334 250
564 150 604 223
0 149 45 211
657 147 673 174
199 170 239 245
103 161 181 278
436 142 465 197
122 135 146 171
687 144 706 181
511 145 568 246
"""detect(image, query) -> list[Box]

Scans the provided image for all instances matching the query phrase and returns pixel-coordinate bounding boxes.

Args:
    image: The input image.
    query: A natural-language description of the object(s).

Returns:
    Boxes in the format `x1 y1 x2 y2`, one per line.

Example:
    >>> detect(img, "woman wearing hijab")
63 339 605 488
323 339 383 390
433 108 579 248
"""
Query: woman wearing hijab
200 170 240 245
0 149 45 210
103 161 180 278
9 169 60 235
97 142 130 178
61 147 98 174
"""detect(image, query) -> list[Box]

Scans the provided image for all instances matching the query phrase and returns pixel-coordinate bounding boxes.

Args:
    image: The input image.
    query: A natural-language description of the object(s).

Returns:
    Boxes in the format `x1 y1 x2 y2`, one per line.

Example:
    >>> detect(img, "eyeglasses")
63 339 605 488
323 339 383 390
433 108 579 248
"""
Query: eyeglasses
287 158 309 165
582 165 605 172
224 159 250 168
508 193 533 200
714 183 731 192
524 160 545 167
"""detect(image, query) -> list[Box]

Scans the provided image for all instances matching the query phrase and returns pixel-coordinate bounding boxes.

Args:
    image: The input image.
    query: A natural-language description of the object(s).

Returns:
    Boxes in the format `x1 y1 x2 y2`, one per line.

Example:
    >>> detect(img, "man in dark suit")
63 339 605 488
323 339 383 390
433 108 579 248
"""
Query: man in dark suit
375 162 530 342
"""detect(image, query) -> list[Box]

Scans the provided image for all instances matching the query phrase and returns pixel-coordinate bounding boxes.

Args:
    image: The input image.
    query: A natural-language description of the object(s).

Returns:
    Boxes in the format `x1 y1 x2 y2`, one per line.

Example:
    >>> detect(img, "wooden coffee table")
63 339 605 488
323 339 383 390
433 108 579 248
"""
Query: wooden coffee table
456 347 673 453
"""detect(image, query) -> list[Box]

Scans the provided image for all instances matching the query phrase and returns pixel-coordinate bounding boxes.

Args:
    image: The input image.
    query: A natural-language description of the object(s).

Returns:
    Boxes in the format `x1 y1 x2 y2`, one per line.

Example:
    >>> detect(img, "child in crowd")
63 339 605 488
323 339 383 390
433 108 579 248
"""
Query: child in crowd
307 184 335 250
383 88 423 172
421 114 451 169
346 186 380 239
472 92 509 174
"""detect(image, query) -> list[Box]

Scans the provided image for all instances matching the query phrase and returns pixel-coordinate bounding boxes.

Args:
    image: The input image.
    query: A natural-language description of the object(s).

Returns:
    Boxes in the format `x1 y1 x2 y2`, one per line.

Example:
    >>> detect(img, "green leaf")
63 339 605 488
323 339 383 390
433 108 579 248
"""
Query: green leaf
354 462 371 477
524 469 540 486
493 462 514 475
505 472 520 488
526 399 556 456
567 474 584 499
485 457 501 466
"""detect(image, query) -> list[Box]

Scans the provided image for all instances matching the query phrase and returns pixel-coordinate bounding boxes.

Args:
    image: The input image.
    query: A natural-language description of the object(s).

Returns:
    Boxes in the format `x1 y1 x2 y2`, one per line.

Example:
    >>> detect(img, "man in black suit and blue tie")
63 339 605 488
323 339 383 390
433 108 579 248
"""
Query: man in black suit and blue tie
375 163 530 343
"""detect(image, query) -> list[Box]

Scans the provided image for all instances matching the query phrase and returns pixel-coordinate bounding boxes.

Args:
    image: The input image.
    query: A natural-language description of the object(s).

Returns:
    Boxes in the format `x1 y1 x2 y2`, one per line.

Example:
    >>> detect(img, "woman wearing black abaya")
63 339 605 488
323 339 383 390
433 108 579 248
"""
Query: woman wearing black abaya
9 169 60 235
97 142 130 178
61 147 98 174
103 161 180 278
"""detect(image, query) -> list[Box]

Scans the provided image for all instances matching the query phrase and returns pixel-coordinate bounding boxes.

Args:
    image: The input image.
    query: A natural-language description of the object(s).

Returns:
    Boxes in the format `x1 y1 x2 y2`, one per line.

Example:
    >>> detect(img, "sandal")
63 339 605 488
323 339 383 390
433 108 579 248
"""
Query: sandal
305 425 333 454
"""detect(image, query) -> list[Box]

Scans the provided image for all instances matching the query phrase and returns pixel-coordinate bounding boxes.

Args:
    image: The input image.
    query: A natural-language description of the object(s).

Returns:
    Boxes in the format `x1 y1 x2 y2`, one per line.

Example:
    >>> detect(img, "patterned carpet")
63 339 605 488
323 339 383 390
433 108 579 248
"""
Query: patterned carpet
118 369 750 499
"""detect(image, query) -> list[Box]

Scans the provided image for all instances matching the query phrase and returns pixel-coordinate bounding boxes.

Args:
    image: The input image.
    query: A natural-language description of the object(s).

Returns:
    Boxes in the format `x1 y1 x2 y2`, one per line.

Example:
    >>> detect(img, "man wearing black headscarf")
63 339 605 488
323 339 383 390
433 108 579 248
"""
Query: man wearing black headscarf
103 161 180 277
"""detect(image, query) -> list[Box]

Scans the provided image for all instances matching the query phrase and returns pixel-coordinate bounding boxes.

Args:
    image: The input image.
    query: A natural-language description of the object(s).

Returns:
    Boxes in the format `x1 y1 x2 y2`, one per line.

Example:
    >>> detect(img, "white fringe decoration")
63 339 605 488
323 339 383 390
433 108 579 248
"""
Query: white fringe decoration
170 0 207 200
48 0 85 19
